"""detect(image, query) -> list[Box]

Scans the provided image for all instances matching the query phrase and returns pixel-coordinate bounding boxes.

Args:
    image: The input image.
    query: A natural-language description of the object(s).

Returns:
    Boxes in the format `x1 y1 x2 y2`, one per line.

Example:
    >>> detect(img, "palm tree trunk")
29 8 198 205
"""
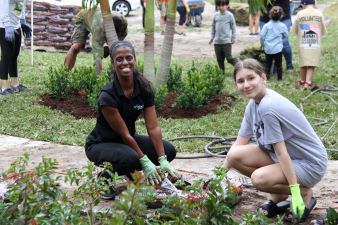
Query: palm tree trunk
155 0 176 86
99 0 118 46
143 0 156 83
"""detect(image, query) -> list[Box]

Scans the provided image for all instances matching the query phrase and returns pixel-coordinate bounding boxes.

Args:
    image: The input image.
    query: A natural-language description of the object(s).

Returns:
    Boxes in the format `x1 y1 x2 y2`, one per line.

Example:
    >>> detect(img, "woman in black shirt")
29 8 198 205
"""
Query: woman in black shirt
85 41 177 194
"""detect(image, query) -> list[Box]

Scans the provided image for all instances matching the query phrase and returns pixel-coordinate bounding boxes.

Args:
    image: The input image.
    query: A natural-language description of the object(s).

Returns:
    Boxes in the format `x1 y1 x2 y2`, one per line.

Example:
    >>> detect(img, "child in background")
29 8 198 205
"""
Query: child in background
209 0 237 73
260 6 288 81
293 0 326 87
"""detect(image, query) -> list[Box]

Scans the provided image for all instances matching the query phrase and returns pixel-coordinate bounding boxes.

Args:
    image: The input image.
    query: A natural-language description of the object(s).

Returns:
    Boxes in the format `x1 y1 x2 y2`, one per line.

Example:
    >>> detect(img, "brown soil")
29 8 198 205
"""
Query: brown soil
39 93 96 119
39 92 236 119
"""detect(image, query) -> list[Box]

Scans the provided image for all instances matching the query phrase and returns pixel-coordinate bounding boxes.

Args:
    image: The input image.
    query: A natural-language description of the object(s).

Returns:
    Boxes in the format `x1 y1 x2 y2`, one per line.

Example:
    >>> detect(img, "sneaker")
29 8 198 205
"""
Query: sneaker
100 188 117 200
286 65 294 73
0 88 14 96
11 84 31 92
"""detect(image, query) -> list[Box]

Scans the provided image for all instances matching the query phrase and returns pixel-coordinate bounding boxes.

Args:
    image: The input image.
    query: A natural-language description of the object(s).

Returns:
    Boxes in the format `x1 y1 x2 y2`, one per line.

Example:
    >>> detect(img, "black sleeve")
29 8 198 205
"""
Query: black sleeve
98 91 118 108
143 89 155 108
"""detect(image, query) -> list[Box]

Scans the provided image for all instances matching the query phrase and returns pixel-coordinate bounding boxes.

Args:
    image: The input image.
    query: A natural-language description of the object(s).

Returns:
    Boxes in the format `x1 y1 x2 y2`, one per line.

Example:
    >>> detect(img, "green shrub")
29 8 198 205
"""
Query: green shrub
70 66 98 94
175 62 225 109
86 73 111 109
45 65 72 98
167 64 183 92
153 85 168 110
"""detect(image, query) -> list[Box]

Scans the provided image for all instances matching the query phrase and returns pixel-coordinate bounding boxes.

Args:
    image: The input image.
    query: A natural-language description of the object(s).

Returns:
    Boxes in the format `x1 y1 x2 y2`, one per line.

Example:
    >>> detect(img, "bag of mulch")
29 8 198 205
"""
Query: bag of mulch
48 25 69 34
203 174 243 207
32 25 46 33
47 35 68 42
49 16 70 25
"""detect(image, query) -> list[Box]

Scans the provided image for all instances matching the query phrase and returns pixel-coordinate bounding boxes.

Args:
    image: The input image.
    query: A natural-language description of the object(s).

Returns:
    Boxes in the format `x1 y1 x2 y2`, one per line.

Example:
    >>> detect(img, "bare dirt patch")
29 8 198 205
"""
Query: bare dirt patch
126 2 260 60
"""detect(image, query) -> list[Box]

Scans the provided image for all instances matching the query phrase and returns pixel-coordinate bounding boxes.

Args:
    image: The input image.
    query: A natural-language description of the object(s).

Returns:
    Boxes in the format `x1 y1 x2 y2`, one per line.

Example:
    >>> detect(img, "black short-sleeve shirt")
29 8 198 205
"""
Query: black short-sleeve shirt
86 73 154 146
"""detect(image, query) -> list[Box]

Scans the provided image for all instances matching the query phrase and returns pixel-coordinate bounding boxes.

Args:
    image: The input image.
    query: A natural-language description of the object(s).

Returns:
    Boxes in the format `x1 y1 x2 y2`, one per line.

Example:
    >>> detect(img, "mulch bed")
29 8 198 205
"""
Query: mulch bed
39 92 236 119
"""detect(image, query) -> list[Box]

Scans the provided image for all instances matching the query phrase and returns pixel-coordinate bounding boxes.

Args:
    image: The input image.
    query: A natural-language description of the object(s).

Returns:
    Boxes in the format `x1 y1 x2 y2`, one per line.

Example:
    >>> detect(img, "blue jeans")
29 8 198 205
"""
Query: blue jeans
260 18 293 69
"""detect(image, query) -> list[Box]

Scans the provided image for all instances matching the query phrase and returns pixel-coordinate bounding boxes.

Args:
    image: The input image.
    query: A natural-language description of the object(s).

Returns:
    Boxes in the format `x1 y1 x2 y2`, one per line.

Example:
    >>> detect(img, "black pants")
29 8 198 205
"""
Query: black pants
85 134 176 177
0 28 21 80
214 44 237 72
265 52 283 80
177 6 187 26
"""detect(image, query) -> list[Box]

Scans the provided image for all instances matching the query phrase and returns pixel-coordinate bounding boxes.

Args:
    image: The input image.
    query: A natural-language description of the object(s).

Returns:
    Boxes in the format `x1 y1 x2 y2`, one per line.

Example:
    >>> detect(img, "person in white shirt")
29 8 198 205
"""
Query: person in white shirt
0 0 31 96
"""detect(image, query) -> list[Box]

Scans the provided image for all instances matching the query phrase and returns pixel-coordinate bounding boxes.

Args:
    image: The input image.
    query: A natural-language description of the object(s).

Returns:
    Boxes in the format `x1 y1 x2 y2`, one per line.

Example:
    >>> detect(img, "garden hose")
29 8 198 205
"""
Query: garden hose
168 136 237 159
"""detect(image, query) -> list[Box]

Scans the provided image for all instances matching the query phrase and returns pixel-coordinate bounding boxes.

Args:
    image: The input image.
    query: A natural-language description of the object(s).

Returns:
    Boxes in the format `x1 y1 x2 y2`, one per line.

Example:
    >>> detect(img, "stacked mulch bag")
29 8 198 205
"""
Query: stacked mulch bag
24 1 83 51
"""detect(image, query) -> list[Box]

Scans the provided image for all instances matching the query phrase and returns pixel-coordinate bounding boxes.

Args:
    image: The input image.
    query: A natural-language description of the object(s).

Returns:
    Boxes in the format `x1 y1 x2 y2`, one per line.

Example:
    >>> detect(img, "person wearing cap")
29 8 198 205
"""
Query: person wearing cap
85 40 178 200
293 0 326 87
64 8 128 74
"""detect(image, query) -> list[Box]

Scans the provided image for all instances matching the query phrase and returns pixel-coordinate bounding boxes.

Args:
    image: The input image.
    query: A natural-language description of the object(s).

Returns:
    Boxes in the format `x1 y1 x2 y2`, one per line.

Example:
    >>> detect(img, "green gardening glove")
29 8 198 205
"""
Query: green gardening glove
139 155 162 185
290 184 305 221
158 155 178 178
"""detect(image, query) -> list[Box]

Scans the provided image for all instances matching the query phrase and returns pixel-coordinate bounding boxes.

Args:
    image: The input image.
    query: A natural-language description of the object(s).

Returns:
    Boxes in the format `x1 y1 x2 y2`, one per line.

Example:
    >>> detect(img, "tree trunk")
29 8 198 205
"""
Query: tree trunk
99 0 118 46
143 0 156 83
155 0 176 86
81 0 118 47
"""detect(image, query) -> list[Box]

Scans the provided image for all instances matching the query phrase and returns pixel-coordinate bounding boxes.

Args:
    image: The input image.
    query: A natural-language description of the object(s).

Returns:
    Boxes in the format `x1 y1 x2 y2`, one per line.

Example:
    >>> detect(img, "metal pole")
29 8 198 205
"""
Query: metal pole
31 0 34 65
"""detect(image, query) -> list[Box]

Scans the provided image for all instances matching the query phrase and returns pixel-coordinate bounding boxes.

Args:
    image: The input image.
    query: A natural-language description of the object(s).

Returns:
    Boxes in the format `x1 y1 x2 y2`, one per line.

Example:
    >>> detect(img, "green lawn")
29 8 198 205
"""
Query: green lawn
0 2 337 158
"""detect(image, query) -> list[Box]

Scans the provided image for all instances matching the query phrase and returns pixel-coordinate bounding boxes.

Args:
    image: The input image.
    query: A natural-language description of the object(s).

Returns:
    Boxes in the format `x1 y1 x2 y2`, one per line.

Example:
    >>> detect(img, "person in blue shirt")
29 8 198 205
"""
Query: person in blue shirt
260 0 294 72
260 6 288 80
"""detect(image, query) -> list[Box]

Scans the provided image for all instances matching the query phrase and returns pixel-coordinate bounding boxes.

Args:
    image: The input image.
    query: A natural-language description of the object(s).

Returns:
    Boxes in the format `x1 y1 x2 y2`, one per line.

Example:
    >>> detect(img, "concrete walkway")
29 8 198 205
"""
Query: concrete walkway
1 134 337 221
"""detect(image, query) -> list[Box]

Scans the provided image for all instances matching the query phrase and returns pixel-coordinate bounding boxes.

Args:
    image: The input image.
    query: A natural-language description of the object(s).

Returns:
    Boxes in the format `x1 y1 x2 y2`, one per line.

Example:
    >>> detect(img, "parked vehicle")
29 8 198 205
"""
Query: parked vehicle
186 0 205 27
109 0 141 16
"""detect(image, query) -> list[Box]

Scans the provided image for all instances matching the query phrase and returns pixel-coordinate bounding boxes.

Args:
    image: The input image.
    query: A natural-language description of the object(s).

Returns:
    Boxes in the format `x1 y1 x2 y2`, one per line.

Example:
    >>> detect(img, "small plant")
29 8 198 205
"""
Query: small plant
175 62 224 109
70 66 98 94
239 211 284 225
45 65 72 98
167 64 183 92
154 85 168 110
86 72 111 109
327 207 338 225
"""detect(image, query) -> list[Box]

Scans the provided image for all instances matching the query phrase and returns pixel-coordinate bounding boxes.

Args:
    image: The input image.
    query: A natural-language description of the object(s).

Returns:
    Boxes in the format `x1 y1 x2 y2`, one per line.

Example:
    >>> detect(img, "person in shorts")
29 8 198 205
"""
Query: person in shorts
64 8 128 74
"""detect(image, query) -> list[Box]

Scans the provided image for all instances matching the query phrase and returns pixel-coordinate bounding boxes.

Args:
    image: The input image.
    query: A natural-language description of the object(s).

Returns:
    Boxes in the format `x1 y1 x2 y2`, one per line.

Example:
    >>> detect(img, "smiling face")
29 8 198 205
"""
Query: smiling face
235 68 267 103
111 46 135 78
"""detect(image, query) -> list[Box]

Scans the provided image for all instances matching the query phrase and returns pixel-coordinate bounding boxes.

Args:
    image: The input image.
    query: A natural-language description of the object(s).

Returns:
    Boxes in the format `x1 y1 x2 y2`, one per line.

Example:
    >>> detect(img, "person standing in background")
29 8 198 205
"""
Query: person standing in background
293 0 326 87
260 6 288 81
248 0 260 35
156 0 168 35
260 0 294 72
209 0 237 73
0 0 31 96
176 0 190 35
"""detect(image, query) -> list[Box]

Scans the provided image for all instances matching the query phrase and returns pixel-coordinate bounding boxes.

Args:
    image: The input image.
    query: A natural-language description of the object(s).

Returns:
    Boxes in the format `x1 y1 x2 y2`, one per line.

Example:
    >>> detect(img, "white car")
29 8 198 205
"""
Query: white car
109 0 141 16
